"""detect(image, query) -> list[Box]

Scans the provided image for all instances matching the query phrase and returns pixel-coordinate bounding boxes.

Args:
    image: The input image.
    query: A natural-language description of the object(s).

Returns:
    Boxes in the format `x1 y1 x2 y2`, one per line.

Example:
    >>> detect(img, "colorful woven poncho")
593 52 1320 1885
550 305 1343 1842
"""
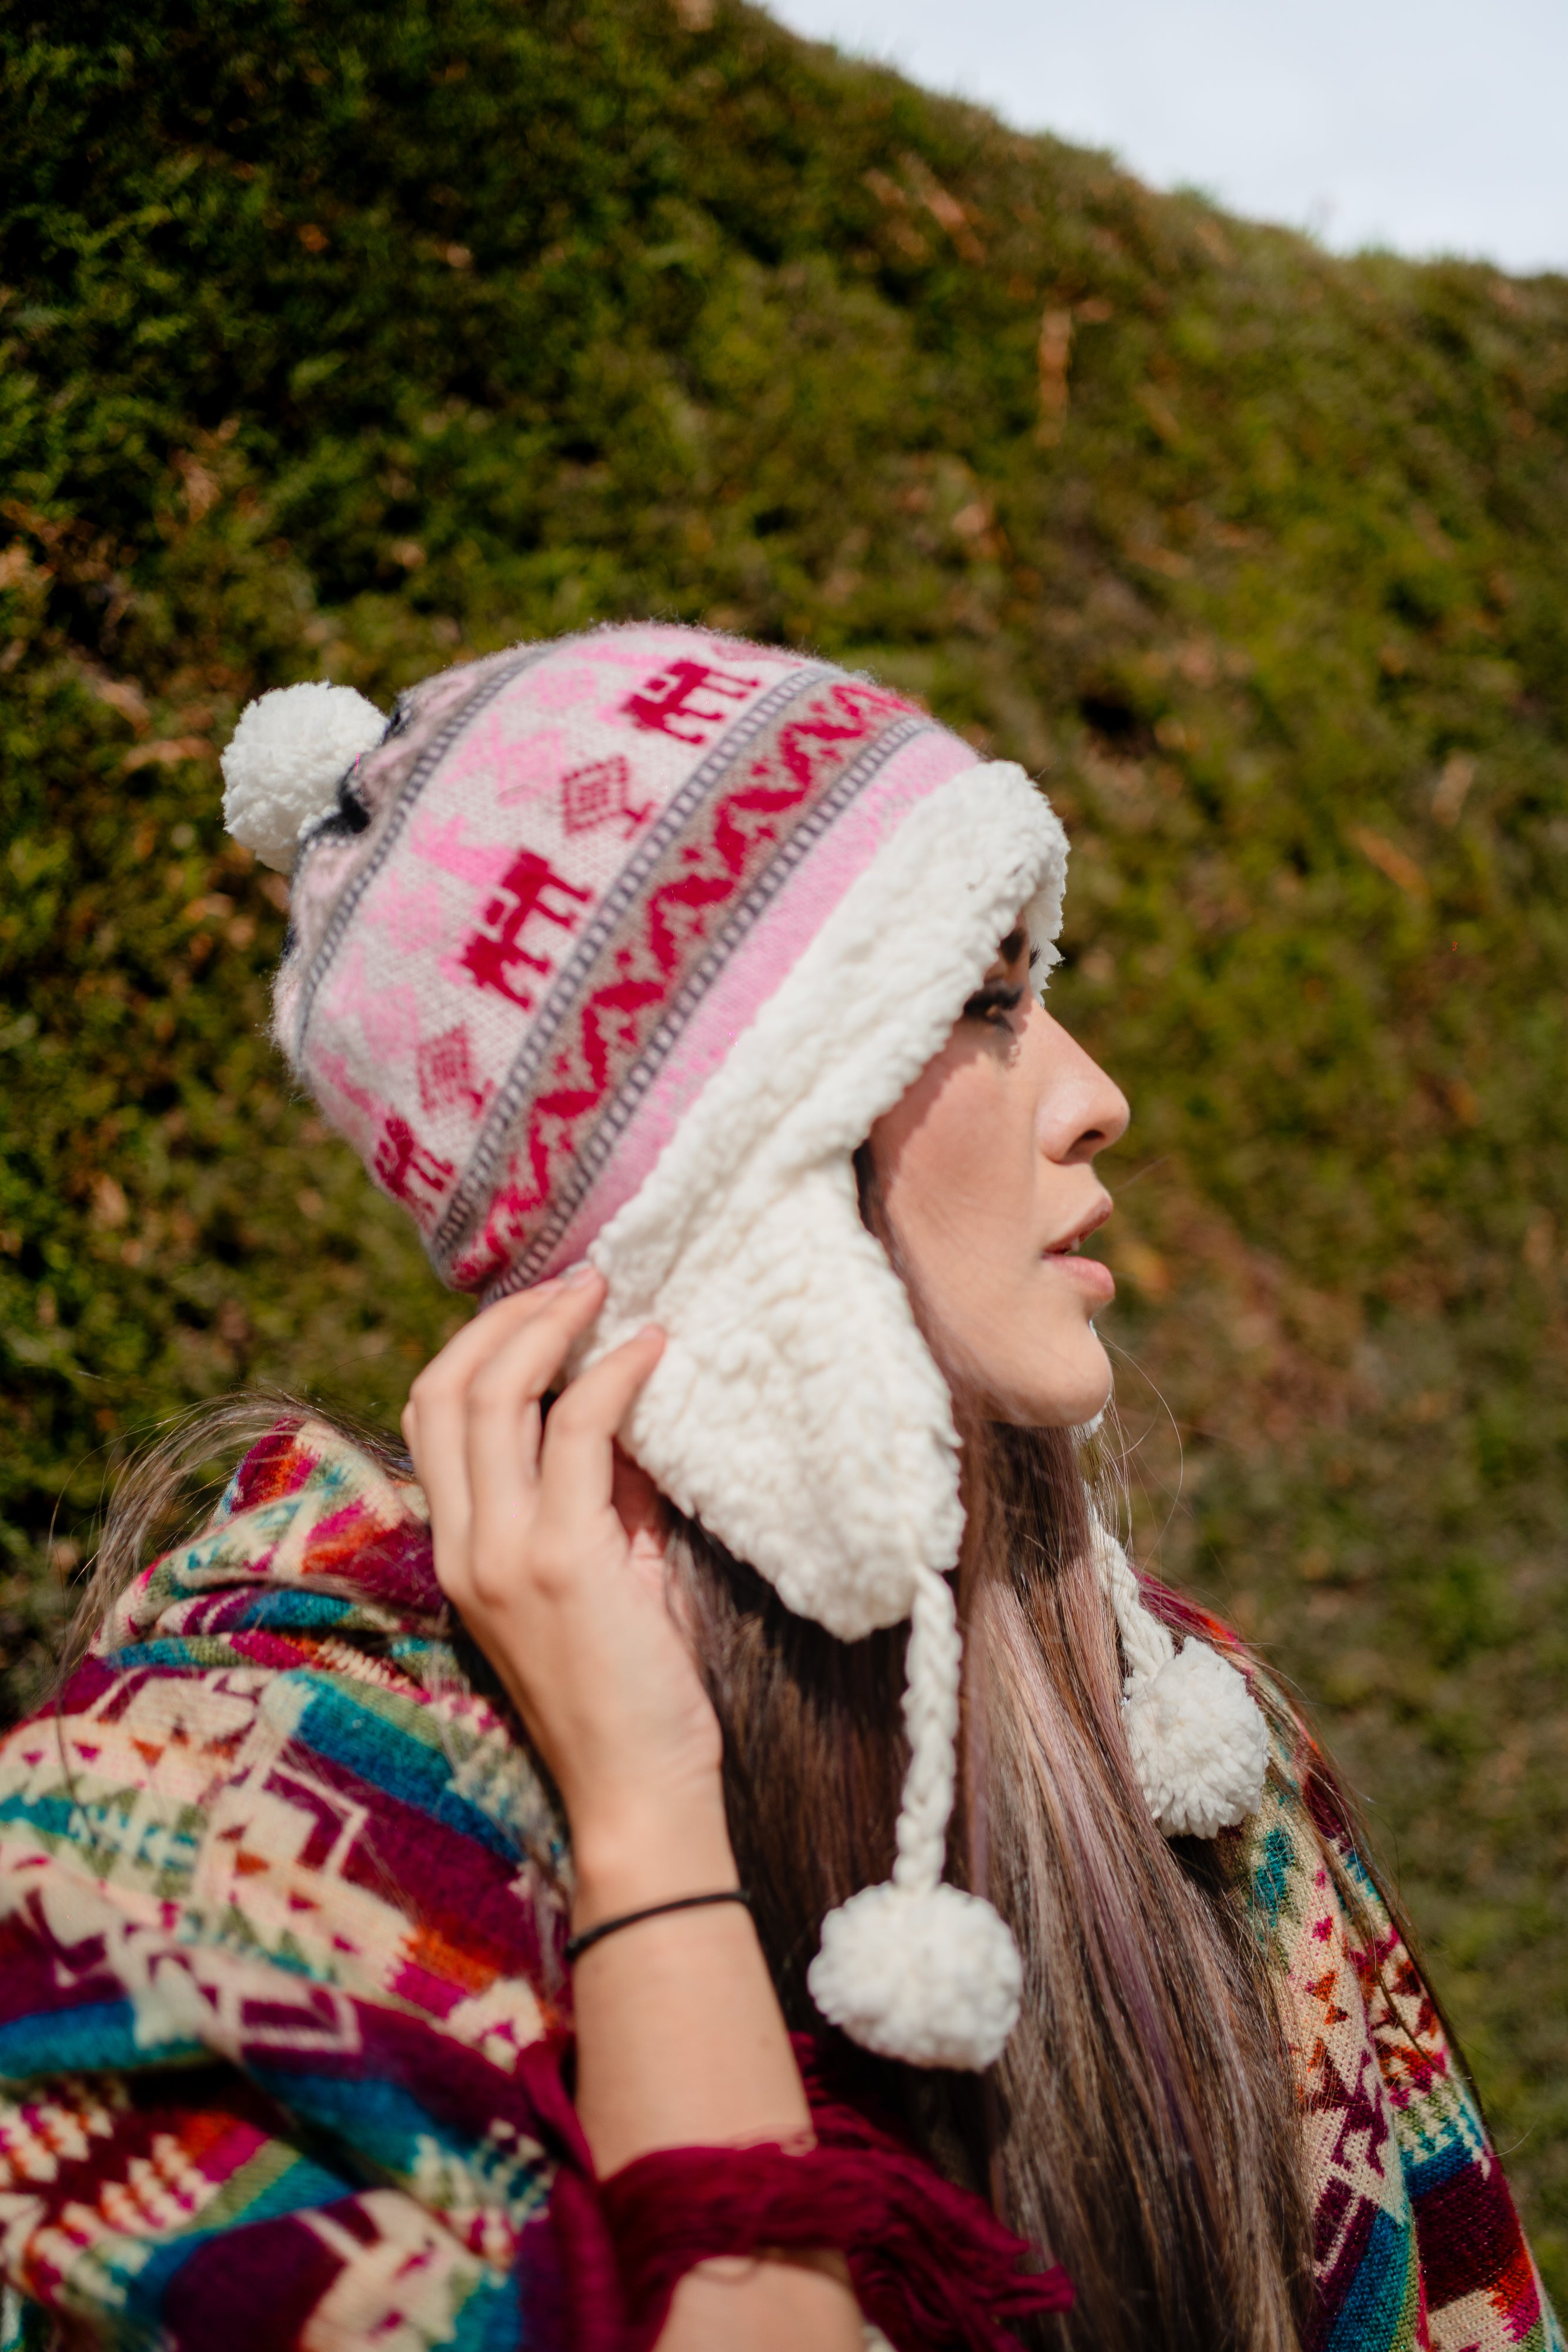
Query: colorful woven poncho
0 1421 1559 2351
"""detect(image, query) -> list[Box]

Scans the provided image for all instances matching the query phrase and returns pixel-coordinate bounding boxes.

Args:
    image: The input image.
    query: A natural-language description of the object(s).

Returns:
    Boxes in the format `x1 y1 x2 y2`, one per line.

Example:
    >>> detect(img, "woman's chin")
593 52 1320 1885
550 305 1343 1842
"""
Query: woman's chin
991 1328 1114 1432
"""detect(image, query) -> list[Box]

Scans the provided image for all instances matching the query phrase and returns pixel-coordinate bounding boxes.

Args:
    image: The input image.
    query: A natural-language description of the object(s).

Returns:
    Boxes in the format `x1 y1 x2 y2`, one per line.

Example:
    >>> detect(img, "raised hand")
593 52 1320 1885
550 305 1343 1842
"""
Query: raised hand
400 1267 724 1880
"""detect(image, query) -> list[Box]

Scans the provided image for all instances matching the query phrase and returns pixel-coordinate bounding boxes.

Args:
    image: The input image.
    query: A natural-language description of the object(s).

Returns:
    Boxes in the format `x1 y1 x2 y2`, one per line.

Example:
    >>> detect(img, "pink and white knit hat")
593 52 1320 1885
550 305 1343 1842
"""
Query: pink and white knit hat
222 624 1268 2071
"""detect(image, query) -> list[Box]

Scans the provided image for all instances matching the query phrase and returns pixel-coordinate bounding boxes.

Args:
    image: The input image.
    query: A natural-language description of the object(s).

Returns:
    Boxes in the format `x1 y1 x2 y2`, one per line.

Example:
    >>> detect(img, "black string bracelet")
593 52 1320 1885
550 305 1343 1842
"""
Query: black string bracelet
565 1890 752 1966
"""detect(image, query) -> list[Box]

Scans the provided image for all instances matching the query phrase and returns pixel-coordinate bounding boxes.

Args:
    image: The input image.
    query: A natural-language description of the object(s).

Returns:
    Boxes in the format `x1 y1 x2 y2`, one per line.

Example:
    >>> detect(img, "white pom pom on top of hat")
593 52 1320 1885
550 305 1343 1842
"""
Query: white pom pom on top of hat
220 681 386 873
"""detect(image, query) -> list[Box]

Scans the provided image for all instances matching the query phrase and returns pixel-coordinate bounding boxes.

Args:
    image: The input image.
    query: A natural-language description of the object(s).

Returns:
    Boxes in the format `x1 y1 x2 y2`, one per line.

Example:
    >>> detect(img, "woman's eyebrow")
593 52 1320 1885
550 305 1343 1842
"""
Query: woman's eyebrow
997 926 1029 964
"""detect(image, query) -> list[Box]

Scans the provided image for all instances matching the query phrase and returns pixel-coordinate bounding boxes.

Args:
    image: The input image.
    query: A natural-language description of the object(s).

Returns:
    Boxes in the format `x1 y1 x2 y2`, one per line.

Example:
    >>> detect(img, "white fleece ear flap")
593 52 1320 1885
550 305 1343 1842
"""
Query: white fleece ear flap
1091 1520 1269 1838
613 1161 959 1637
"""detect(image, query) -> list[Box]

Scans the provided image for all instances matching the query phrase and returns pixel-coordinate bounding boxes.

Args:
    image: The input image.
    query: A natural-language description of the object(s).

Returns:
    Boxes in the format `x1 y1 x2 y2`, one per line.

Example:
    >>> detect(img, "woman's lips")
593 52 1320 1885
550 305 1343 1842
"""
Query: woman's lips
1041 1248 1116 1304
1041 1194 1116 1304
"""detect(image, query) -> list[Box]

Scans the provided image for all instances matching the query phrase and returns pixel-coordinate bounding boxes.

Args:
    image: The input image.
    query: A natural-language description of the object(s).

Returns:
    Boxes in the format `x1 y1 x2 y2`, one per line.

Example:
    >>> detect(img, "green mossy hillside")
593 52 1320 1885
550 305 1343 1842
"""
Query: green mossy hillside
3 0 1567 2291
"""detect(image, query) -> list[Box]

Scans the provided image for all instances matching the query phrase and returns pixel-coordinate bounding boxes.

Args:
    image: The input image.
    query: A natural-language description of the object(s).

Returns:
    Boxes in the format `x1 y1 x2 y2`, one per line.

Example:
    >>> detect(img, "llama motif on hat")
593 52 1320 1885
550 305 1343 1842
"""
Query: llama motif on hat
223 623 1268 2071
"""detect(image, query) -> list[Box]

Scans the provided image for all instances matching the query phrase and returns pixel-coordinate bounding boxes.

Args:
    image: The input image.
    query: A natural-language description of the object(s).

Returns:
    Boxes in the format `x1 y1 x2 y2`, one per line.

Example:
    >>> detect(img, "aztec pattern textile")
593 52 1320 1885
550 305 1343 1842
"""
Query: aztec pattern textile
1 1422 1561 2352
1163 1583 1564 2352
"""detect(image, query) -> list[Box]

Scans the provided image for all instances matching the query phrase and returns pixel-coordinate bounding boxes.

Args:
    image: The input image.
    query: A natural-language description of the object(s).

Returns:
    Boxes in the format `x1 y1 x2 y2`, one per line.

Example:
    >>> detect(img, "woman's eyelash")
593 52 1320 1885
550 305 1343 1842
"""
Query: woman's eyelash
962 981 1025 1023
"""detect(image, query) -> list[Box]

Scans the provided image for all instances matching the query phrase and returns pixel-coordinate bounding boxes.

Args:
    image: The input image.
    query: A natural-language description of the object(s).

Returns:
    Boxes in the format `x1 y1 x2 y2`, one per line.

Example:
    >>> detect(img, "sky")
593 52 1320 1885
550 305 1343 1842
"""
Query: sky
764 0 1567 276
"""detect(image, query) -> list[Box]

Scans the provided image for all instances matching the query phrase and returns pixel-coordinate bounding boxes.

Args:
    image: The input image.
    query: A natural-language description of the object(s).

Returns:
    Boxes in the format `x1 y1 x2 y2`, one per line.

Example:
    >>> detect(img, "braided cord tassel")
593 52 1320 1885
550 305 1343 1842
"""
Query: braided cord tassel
807 1563 1022 2070
1090 1516 1174 1685
891 1563 962 1894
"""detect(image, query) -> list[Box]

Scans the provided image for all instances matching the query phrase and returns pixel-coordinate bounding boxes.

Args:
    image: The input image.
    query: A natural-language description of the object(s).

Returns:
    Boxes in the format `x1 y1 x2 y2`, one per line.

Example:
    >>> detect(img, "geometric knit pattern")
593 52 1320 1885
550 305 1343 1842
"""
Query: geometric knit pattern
0 1423 1560 2351
1171 1588 1564 2352
272 625 980 1295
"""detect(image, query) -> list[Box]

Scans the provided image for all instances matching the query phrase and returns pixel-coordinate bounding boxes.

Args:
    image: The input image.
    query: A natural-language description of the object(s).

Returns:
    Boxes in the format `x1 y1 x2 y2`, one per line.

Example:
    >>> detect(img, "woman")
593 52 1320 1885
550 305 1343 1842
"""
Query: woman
0 624 1557 2352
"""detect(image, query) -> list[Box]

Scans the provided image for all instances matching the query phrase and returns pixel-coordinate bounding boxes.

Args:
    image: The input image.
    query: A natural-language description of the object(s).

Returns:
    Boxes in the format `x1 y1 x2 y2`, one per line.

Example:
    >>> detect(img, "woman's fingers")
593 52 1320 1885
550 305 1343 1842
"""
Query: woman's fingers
404 1285 554 1491
537 1325 666 1525
408 1291 721 1846
407 1271 603 1572
415 1274 577 1397
463 1272 609 1510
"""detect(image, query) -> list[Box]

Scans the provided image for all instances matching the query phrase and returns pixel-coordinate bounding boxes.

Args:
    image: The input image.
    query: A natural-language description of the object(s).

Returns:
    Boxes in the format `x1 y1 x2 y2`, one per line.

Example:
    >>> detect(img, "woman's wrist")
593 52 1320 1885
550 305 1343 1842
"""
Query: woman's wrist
569 1776 738 1932
566 1769 812 2195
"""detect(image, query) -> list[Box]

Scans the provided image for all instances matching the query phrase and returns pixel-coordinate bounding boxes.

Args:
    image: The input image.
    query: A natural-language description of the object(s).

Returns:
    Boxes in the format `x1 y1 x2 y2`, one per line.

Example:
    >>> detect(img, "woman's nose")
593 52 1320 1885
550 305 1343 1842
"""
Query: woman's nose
1034 1012 1131 1165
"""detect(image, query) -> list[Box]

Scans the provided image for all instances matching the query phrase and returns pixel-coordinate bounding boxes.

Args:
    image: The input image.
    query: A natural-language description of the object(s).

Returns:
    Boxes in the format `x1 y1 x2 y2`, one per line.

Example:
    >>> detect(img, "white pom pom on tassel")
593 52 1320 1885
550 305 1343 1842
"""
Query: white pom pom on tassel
1122 1638 1270 1839
220 681 386 873
1089 1514 1269 1841
807 1881 1022 2070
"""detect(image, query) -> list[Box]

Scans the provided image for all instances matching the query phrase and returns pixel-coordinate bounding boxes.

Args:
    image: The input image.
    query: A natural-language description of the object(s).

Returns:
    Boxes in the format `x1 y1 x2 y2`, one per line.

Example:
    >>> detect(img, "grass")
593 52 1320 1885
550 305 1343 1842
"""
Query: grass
2 0 1566 2293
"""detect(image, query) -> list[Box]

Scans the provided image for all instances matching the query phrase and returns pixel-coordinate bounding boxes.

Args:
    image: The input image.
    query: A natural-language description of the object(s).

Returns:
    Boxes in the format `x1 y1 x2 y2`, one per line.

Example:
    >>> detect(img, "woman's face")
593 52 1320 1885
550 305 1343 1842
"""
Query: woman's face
870 926 1130 1429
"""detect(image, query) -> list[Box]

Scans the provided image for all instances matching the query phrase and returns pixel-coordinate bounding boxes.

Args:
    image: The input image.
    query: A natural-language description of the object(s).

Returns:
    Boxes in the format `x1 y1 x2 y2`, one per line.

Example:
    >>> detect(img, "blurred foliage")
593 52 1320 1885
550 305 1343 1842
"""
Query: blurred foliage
2 0 1567 2293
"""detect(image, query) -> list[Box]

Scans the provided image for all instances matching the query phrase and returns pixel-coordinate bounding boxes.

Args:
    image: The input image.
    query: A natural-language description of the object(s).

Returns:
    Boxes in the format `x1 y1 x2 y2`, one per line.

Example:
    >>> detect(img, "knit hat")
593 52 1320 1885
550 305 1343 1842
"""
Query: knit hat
222 623 1268 2070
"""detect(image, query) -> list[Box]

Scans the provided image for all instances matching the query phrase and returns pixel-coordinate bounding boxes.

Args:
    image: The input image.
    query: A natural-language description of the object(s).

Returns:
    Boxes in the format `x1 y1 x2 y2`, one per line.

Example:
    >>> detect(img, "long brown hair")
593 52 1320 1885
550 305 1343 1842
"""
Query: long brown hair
666 1412 1310 2351
65 1396 1313 2349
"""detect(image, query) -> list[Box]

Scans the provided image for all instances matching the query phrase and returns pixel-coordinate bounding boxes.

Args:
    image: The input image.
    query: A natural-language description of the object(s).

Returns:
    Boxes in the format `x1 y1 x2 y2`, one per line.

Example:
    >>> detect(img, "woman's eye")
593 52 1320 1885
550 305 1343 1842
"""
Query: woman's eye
962 981 1025 1025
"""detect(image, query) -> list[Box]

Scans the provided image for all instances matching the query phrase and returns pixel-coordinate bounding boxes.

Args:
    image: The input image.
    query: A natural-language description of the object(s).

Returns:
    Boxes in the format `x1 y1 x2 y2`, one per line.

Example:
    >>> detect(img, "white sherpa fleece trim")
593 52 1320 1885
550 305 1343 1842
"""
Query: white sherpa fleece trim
582 760 1062 2070
585 761 1066 1639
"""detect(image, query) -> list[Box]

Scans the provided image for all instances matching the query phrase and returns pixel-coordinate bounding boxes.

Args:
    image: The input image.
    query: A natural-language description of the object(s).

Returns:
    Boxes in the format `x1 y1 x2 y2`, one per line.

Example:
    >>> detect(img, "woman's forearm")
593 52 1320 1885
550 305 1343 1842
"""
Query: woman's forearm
571 1788 864 2350
404 1286 862 2345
